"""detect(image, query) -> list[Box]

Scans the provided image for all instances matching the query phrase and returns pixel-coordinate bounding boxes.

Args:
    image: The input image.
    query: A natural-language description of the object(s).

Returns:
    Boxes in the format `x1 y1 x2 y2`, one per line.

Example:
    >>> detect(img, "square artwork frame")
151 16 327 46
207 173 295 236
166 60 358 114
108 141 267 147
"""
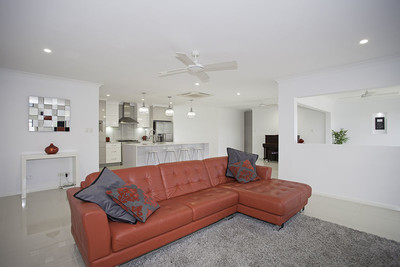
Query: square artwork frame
28 96 71 132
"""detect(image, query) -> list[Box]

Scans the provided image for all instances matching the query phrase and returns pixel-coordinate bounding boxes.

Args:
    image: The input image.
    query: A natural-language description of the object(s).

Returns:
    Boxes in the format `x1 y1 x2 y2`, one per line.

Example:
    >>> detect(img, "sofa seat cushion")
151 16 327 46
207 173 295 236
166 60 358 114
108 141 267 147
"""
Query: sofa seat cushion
174 187 238 221
109 198 193 252
159 161 212 199
219 179 312 216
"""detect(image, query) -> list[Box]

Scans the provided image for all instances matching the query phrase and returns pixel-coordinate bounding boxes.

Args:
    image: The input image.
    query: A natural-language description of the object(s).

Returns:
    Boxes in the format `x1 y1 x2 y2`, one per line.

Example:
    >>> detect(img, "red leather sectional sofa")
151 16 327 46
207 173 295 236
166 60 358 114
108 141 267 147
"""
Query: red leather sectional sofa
67 156 311 267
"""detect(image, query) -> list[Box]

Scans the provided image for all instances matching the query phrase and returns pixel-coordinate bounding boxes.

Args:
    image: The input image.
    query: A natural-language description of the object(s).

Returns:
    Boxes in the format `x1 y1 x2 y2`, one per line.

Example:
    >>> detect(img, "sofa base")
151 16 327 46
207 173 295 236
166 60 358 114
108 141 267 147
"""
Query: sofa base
86 205 237 267
76 202 309 267
237 199 309 227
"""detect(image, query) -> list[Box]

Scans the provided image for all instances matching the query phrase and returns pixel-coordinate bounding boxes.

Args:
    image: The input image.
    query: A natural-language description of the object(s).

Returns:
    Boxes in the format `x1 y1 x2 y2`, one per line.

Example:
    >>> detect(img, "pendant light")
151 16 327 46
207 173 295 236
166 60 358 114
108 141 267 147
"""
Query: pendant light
187 99 196 118
165 96 174 117
138 92 149 114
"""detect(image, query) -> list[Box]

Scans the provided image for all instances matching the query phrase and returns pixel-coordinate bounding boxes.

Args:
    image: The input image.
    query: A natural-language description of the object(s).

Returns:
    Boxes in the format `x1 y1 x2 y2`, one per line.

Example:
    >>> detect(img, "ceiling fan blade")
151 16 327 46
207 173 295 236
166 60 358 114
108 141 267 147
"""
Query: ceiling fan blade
339 95 359 99
175 52 195 66
375 92 399 96
203 61 237 72
194 72 210 82
158 68 188 77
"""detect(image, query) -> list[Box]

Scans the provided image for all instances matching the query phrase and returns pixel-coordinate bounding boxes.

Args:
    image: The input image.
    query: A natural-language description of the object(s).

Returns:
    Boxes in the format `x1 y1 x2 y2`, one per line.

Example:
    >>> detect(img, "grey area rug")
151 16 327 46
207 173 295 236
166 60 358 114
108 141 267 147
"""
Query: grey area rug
122 213 400 267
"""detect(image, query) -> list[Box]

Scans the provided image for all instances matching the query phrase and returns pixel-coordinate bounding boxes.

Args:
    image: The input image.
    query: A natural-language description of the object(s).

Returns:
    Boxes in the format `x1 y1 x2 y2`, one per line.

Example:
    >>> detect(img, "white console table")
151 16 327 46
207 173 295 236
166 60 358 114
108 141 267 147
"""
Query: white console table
21 152 79 199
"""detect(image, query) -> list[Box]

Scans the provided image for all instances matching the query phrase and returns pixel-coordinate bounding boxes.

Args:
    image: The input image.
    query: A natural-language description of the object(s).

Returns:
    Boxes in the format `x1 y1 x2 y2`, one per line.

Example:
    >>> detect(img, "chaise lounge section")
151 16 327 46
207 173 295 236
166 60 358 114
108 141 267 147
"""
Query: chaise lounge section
67 156 311 267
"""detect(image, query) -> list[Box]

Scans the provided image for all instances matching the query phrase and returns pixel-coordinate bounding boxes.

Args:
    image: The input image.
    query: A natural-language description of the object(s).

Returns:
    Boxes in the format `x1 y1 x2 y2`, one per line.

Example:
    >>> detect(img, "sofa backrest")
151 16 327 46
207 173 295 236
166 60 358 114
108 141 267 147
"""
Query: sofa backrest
158 160 212 199
203 156 233 186
82 156 259 201
83 165 168 202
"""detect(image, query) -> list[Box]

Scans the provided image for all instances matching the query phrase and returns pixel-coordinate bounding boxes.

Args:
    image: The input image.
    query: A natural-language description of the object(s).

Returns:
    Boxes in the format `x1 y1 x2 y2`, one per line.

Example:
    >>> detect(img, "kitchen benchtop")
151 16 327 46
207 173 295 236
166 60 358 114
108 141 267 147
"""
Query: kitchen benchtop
122 142 207 147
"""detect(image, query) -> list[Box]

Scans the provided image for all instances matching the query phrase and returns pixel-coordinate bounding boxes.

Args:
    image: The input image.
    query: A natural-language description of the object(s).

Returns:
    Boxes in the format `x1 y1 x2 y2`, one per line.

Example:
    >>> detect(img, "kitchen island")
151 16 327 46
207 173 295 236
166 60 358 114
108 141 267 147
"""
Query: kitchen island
122 142 209 167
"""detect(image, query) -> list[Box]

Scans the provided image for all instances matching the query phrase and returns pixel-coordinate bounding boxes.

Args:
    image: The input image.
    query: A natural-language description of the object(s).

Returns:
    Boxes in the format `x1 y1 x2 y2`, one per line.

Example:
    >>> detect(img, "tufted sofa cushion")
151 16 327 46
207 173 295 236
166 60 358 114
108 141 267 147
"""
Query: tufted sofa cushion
159 161 212 199
219 179 312 216
203 157 232 186
172 187 238 220
109 198 193 252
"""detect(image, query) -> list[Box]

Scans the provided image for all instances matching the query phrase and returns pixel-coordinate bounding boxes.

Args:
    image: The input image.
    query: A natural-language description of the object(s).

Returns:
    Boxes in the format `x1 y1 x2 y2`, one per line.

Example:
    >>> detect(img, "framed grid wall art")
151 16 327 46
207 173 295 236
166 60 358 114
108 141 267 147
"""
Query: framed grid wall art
28 96 71 132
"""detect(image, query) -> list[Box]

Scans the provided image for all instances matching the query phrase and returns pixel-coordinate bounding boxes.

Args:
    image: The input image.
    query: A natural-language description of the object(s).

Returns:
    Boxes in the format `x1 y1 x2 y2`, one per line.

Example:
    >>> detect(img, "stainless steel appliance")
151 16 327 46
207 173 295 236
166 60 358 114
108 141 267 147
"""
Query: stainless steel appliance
119 103 138 124
153 120 173 142
156 134 166 142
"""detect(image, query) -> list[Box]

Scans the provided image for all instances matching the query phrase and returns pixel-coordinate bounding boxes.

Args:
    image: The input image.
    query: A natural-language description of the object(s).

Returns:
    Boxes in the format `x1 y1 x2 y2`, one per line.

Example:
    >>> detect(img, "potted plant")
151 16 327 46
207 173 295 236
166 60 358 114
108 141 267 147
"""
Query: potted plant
332 128 349 144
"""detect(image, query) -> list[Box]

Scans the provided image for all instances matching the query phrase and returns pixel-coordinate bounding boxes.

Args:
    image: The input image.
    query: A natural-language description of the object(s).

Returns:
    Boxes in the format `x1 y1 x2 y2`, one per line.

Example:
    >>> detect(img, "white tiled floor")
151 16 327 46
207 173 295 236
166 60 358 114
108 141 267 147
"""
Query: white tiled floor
0 189 85 267
1 160 399 266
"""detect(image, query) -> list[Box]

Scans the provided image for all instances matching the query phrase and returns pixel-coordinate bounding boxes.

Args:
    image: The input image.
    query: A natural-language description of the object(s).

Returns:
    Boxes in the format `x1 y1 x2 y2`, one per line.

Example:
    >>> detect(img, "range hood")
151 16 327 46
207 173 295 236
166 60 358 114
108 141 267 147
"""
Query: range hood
119 102 138 124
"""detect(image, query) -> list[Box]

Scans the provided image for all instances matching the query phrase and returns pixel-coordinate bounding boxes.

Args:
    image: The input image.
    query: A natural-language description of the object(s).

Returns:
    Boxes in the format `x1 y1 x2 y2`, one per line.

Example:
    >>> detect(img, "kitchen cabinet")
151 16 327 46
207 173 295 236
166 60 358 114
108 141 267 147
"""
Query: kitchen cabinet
106 142 121 163
106 101 119 127
137 111 150 128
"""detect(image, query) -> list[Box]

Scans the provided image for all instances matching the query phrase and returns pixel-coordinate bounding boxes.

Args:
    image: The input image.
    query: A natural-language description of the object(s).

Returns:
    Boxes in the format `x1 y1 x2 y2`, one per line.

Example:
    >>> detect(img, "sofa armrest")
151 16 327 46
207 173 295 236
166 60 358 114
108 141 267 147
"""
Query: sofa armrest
66 187 111 264
256 165 272 180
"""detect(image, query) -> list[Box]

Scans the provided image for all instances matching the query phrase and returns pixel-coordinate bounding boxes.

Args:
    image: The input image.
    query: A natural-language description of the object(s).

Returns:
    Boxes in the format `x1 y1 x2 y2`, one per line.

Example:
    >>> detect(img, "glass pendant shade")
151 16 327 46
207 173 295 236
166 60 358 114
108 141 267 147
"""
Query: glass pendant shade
139 104 149 114
187 107 196 118
139 92 149 114
165 107 174 116
165 96 174 116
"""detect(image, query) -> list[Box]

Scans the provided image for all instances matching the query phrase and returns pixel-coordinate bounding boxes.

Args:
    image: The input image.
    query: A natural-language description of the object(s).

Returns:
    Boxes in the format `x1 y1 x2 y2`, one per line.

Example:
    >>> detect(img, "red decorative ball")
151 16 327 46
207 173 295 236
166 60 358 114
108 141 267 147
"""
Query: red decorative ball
45 143 59 154
298 139 304 143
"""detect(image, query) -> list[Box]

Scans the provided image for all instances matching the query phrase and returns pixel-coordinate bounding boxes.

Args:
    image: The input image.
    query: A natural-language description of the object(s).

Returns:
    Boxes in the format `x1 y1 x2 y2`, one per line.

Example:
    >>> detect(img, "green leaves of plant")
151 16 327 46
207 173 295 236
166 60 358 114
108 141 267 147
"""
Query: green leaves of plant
332 128 349 144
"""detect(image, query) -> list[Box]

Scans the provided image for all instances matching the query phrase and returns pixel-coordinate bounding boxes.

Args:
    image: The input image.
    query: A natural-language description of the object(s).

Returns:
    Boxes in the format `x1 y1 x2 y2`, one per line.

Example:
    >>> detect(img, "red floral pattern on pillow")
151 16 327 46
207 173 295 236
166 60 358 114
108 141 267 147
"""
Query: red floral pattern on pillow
228 160 258 183
106 184 159 223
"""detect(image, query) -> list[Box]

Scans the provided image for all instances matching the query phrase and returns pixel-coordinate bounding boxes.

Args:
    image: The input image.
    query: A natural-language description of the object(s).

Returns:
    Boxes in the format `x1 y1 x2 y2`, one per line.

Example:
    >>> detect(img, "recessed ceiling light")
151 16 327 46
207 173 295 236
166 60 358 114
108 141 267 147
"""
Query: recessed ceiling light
43 48 52 53
195 82 200 86
106 94 110 97
236 92 241 96
359 39 368 45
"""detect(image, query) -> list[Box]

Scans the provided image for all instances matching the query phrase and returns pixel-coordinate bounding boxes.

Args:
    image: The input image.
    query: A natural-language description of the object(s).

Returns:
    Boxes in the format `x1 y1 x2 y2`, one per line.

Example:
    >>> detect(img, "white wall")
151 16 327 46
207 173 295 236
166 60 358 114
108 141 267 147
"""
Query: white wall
332 97 400 146
0 69 100 197
297 106 326 144
252 105 279 158
173 104 244 157
278 57 400 210
244 110 252 153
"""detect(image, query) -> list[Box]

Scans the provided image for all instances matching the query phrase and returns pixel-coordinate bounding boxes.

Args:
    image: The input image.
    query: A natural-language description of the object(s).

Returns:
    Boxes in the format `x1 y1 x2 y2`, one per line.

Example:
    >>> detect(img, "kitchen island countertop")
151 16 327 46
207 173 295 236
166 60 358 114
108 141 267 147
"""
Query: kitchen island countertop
122 142 206 147
122 142 209 167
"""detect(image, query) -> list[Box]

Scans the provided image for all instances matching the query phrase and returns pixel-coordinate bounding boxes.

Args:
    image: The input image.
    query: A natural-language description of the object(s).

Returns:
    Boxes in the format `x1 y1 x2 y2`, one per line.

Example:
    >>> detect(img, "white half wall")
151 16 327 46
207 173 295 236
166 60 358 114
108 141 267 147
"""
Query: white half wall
173 105 244 157
332 96 400 146
0 69 100 197
278 57 400 210
252 105 279 159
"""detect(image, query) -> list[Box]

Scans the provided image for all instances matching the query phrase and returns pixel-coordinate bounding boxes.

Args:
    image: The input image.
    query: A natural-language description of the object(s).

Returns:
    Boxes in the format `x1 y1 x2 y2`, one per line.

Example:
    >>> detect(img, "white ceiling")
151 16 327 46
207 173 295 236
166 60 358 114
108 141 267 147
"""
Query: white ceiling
1 0 400 109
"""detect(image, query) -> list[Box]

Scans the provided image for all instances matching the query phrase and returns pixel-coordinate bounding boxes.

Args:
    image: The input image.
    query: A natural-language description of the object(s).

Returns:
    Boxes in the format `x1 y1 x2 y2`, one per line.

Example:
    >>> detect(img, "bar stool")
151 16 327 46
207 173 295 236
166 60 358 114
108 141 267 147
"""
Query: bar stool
178 148 191 161
164 149 177 163
147 150 160 165
192 147 203 160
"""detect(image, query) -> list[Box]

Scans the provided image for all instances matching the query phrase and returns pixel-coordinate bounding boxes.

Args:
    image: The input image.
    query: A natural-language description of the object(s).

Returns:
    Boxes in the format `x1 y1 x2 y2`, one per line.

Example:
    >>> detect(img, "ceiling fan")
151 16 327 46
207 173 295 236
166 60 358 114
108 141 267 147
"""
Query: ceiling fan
361 90 398 98
341 90 399 99
158 50 237 82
